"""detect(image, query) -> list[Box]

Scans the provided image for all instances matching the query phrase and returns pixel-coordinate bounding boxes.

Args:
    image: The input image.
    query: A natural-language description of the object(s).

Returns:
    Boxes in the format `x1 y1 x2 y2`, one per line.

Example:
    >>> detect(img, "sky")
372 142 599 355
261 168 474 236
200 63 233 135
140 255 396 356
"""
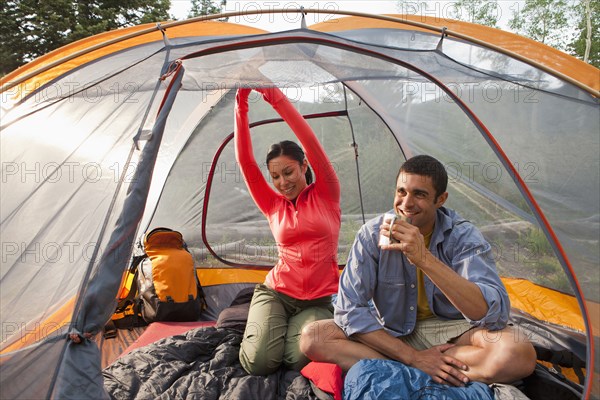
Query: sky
169 0 519 31
169 1 400 30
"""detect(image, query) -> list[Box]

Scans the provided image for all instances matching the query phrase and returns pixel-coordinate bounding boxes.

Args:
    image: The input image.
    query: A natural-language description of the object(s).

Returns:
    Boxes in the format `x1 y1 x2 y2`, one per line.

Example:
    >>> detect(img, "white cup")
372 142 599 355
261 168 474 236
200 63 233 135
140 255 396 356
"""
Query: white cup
379 213 412 246
379 213 398 246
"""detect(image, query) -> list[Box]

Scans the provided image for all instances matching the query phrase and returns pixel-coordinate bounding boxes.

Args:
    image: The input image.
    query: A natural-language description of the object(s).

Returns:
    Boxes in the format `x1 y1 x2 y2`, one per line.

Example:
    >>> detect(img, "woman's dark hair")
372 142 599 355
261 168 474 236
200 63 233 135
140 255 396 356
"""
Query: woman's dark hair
266 140 313 184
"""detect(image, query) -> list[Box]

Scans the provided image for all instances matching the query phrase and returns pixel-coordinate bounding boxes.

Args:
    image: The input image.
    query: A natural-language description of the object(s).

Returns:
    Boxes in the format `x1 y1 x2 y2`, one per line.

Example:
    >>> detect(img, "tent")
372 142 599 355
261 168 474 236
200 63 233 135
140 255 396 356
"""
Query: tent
1 9 598 399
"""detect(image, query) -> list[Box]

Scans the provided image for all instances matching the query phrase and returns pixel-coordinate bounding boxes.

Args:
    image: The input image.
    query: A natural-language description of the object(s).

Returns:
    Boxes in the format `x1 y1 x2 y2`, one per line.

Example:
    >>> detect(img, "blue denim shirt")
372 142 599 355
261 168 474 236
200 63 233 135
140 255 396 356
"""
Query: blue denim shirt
334 207 509 338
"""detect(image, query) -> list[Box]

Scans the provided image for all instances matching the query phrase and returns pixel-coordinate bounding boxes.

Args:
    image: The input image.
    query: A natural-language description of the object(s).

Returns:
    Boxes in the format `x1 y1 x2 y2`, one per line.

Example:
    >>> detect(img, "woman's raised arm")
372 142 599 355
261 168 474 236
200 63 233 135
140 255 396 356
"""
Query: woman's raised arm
234 88 278 214
256 87 340 203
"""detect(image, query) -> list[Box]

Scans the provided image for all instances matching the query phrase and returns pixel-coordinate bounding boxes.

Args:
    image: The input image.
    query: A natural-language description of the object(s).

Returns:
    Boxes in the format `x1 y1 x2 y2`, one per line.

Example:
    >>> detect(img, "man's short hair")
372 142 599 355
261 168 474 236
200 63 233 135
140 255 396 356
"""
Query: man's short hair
398 155 448 199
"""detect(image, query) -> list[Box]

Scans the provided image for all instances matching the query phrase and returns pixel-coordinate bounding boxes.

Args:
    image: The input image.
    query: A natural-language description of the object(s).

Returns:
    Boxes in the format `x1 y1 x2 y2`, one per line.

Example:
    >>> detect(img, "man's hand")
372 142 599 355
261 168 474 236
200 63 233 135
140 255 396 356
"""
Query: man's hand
409 344 470 386
354 329 470 386
382 216 489 320
380 219 429 267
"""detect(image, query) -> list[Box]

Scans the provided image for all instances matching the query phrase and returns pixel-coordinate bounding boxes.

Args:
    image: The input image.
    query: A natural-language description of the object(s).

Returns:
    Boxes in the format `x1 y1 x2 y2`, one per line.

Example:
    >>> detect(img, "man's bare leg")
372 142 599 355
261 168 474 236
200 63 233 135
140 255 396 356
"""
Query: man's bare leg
443 325 536 384
300 319 387 372
300 319 469 382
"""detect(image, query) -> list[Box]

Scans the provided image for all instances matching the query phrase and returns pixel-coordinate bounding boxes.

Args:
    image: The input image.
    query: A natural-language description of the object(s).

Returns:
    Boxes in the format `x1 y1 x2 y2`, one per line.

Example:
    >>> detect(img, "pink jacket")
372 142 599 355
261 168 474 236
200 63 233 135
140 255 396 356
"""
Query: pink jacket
234 87 341 300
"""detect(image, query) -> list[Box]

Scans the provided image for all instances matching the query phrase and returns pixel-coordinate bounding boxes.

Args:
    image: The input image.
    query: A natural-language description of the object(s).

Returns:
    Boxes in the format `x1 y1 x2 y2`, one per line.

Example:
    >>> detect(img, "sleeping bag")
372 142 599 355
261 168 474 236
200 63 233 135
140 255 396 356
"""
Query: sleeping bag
343 359 494 400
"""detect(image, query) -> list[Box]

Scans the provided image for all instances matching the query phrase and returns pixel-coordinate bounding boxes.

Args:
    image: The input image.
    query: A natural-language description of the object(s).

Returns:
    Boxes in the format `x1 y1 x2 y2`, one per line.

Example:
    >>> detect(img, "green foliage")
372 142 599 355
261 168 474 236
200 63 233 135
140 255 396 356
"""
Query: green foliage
513 228 573 294
0 1 30 74
1 0 74 74
532 256 560 274
338 219 362 264
518 227 553 256
449 0 500 27
69 0 172 41
187 0 227 19
396 0 596 65
534 257 573 293
509 0 570 50
567 0 599 67
0 0 172 76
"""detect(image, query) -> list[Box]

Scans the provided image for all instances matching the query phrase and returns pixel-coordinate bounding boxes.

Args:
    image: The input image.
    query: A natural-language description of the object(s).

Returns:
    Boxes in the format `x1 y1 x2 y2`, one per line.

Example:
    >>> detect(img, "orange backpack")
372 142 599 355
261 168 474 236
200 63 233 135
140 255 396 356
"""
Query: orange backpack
110 228 206 332
137 228 206 323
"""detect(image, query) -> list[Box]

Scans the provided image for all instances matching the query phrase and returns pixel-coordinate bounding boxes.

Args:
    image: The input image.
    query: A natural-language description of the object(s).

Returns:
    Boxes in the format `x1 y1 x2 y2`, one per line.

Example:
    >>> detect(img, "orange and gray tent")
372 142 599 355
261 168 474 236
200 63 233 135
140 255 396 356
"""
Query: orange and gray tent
1 9 598 399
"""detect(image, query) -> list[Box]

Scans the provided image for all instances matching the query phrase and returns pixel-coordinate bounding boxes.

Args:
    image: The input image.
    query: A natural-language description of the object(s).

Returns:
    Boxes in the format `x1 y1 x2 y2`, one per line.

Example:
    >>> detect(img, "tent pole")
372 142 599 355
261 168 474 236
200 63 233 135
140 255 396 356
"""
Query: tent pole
1 9 598 98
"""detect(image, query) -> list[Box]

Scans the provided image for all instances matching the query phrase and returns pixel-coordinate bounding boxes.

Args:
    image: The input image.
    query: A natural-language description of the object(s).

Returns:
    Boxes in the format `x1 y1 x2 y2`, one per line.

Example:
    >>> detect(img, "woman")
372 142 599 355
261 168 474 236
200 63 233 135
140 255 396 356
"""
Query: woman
234 87 341 375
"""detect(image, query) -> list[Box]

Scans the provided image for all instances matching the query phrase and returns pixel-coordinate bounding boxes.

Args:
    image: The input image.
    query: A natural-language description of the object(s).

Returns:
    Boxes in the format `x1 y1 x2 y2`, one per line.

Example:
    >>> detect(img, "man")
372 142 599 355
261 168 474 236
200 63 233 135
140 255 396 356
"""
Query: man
300 155 536 386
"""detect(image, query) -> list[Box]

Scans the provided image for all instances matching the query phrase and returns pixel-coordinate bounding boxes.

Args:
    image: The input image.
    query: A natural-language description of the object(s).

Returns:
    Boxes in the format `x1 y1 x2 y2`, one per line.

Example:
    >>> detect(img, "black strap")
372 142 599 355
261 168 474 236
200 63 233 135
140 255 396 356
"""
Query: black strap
103 320 117 339
572 365 585 385
194 269 207 310
115 255 145 312
549 350 586 385
128 254 147 273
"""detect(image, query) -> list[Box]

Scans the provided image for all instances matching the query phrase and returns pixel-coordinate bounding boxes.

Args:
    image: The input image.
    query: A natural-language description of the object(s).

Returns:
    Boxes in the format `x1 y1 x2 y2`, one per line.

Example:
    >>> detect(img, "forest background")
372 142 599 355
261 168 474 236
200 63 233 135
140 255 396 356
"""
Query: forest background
1 0 597 77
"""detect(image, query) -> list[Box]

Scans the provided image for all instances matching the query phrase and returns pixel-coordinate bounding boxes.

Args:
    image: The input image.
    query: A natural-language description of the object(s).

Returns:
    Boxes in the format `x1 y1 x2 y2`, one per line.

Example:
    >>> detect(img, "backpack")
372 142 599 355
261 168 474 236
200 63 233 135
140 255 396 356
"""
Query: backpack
137 228 206 323
107 228 206 334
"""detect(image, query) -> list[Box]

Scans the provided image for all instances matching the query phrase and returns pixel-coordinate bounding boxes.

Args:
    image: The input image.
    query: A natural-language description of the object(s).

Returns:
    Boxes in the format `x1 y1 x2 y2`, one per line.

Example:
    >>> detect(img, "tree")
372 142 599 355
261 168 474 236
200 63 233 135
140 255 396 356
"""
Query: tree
1 0 76 75
0 0 172 76
509 0 570 51
449 0 500 28
568 0 599 67
70 0 172 41
1 1 28 75
187 0 226 19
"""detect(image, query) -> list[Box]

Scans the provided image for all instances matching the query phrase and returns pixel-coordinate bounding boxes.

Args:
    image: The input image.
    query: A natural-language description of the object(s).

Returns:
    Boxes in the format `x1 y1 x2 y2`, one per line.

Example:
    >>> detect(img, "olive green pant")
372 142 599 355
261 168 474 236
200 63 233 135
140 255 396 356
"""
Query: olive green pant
239 284 333 375
400 317 473 350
